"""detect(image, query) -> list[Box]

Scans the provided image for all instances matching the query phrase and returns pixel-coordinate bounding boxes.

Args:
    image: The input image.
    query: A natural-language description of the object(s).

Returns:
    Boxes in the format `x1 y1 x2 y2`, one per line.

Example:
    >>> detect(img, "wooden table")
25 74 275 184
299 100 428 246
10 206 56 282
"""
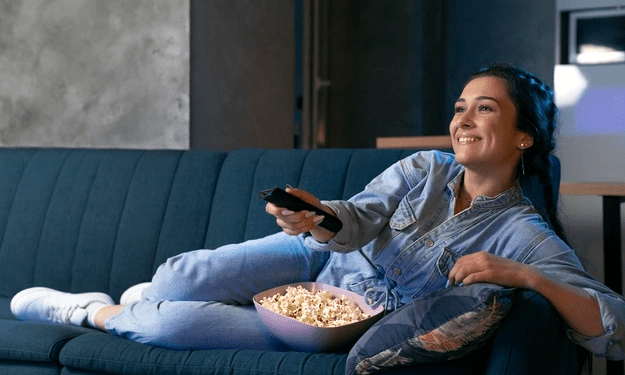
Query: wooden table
376 135 452 149
561 183 625 375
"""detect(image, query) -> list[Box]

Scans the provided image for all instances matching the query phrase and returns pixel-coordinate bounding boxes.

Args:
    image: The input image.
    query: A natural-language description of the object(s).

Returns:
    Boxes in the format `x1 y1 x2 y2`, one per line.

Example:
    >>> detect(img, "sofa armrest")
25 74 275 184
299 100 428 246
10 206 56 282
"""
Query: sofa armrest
484 289 584 375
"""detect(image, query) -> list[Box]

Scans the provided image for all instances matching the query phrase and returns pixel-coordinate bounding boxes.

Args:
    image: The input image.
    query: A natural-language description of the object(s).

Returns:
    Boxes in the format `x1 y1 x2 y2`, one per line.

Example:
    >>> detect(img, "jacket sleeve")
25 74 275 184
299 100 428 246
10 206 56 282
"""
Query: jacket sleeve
522 234 625 360
302 151 452 253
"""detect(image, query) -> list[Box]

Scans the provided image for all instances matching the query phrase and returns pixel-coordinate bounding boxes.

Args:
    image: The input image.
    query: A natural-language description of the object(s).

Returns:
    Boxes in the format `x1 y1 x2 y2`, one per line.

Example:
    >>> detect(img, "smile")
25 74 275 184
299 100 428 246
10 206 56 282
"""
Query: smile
457 137 480 143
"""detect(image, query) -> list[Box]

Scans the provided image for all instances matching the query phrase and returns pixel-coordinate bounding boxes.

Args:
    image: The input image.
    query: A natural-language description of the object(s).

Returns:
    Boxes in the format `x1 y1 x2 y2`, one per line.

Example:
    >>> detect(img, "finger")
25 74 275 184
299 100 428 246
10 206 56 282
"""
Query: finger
448 258 480 286
459 271 486 286
276 213 321 234
266 202 290 216
448 268 466 286
448 258 466 285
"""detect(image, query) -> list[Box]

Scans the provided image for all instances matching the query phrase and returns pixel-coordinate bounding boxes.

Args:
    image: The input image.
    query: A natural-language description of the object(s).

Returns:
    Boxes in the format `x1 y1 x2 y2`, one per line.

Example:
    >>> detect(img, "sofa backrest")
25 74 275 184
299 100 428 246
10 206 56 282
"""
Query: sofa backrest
0 148 559 301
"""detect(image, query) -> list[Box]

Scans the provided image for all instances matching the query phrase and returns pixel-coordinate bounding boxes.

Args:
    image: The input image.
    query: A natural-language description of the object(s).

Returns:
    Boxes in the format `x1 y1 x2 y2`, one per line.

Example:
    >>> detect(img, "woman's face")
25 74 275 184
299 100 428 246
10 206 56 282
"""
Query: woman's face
450 76 532 175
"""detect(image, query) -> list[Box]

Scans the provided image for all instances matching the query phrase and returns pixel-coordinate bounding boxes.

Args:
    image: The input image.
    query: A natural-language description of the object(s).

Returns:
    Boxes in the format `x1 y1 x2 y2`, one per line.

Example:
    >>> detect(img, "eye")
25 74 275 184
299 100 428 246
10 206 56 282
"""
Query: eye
454 106 465 114
478 105 493 111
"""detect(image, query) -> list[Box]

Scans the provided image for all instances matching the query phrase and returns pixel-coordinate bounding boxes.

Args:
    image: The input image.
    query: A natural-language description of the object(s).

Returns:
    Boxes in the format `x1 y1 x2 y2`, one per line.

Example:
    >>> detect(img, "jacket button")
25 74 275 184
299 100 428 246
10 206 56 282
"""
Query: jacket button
393 268 402 276
425 239 434 247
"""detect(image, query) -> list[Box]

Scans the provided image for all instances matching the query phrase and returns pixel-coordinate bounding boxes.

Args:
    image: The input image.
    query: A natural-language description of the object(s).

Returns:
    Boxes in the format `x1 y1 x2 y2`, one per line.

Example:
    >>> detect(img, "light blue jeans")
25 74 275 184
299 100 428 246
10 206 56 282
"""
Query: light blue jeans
105 232 331 350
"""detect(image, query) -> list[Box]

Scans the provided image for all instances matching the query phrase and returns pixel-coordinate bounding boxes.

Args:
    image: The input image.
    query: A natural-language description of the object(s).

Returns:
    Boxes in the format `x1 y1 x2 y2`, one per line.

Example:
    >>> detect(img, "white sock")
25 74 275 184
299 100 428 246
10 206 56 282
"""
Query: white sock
85 301 111 329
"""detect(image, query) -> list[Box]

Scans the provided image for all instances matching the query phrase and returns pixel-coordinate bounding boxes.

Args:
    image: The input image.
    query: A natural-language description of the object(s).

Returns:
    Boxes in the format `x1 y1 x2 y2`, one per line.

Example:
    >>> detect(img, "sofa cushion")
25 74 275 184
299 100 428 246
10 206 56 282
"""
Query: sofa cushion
346 283 514 375
59 332 348 375
0 320 92 362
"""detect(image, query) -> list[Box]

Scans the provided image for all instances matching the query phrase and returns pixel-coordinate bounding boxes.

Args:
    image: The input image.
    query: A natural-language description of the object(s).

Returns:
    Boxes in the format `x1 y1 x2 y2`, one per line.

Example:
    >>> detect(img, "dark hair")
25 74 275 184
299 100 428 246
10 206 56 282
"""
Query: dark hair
465 63 568 243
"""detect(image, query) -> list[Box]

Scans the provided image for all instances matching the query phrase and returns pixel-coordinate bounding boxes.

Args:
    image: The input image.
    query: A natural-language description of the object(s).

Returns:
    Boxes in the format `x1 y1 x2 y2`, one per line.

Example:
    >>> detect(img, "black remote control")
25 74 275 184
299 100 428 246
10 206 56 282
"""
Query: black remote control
260 187 343 233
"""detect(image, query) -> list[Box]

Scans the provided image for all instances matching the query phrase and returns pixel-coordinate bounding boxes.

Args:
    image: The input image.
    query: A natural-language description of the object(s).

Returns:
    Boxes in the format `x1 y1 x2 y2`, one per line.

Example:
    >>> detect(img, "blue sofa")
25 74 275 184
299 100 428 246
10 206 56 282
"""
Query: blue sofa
0 147 582 375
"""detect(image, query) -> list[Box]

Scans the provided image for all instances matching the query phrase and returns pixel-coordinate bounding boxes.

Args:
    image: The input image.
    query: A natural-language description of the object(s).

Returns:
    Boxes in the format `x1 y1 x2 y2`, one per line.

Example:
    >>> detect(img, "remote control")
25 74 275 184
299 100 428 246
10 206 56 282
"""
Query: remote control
260 187 343 233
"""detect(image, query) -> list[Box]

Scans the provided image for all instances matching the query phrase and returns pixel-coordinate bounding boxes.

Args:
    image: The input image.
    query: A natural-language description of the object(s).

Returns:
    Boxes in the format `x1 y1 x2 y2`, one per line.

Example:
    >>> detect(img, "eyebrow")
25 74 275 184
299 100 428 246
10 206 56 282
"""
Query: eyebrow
455 96 501 104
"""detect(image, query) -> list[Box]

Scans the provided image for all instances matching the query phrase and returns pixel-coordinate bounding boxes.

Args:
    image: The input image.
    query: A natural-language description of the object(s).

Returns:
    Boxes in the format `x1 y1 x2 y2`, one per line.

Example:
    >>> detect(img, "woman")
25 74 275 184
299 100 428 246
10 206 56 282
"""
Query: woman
11 64 625 360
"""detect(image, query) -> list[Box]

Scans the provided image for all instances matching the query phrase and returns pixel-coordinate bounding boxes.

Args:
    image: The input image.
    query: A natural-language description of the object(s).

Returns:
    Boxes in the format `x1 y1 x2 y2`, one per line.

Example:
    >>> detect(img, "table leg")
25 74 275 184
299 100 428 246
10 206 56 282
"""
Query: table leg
602 196 624 375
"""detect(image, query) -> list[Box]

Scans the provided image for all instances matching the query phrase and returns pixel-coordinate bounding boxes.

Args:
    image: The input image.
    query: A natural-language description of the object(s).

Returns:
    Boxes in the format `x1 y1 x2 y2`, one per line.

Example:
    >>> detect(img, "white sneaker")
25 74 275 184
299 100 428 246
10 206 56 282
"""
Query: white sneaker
10 287 114 326
120 282 152 305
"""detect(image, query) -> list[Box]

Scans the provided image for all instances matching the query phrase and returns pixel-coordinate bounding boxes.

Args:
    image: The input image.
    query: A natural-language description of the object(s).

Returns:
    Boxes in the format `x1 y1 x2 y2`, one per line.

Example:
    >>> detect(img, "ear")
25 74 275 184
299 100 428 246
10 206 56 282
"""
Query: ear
517 133 533 150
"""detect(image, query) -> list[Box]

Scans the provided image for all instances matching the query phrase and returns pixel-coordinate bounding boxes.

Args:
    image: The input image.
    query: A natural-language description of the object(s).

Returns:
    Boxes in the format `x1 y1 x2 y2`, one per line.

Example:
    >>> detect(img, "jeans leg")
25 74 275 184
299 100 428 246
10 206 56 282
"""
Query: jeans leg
106 300 291 351
106 232 331 349
144 232 330 305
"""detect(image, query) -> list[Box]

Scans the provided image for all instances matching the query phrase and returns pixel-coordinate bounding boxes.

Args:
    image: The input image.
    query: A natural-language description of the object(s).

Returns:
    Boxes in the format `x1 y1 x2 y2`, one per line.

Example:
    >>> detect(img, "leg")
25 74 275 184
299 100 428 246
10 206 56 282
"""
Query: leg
104 300 291 351
144 232 330 304
94 305 123 330
99 232 330 349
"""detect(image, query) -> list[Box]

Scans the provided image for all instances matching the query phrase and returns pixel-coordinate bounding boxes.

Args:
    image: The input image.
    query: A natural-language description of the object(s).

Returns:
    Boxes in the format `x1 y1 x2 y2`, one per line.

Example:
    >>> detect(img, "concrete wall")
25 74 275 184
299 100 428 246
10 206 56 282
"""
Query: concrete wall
0 0 189 149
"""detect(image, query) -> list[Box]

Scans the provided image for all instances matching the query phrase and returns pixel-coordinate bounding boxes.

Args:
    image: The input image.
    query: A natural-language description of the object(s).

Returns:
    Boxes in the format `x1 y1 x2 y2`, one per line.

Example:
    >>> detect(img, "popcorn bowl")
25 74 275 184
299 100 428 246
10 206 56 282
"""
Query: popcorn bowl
253 282 384 352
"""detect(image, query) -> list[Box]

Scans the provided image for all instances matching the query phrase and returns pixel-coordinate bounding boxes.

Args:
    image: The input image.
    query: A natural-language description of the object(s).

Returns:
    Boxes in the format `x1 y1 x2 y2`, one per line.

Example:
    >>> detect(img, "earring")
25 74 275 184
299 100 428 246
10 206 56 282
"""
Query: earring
521 152 525 175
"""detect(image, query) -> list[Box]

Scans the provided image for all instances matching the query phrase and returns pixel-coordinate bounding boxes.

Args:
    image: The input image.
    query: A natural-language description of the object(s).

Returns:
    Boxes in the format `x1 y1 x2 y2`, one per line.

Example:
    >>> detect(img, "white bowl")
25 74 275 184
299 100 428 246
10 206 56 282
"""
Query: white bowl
253 282 384 352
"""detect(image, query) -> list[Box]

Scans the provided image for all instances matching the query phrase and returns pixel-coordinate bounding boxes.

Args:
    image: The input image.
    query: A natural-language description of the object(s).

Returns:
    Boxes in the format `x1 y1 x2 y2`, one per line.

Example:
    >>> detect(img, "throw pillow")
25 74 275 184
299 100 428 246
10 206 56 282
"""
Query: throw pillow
345 283 515 375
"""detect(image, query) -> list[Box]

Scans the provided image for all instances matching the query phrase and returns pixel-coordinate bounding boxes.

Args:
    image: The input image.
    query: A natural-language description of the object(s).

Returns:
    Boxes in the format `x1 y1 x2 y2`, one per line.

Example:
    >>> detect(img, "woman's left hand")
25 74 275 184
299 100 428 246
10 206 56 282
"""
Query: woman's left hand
448 251 539 289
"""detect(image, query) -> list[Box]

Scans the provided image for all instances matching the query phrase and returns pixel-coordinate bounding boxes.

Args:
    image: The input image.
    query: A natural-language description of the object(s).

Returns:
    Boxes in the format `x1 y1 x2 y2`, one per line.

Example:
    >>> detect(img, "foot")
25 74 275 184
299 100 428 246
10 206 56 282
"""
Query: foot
120 282 152 305
11 287 114 326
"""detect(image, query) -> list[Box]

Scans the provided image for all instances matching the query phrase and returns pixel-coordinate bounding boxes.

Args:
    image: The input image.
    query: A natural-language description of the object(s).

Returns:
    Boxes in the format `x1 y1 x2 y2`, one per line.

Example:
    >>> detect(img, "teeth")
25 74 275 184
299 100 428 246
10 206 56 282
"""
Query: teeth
458 137 479 143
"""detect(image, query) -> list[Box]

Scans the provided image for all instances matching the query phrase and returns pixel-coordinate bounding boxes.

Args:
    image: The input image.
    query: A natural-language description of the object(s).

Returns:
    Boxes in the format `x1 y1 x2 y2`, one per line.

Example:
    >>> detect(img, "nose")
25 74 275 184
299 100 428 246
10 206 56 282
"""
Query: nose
454 111 475 130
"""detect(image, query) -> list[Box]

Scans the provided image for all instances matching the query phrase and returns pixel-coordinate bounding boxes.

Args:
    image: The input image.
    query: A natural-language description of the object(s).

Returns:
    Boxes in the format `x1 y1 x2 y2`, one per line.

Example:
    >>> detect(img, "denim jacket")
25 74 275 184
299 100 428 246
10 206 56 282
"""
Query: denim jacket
304 150 624 360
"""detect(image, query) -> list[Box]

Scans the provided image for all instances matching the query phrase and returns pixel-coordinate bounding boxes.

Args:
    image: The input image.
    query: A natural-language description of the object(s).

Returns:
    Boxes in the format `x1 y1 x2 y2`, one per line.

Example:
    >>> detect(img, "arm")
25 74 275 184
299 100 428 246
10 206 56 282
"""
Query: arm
265 157 416 246
267 151 459 250
448 251 604 338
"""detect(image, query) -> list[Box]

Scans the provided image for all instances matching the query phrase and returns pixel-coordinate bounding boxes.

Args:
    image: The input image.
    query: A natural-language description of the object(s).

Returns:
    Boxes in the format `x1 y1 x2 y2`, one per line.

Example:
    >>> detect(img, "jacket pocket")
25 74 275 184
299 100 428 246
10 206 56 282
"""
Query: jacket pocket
437 246 462 278
389 197 416 231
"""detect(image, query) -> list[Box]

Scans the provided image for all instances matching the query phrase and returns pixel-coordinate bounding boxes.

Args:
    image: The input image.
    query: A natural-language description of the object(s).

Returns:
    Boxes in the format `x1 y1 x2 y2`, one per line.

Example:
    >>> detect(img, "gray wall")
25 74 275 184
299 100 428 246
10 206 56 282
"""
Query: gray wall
0 1 189 149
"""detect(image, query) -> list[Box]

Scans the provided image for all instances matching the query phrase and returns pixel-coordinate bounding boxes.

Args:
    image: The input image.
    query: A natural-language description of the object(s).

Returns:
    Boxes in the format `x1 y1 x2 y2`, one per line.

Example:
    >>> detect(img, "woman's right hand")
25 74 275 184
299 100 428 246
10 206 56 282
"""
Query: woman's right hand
265 187 337 242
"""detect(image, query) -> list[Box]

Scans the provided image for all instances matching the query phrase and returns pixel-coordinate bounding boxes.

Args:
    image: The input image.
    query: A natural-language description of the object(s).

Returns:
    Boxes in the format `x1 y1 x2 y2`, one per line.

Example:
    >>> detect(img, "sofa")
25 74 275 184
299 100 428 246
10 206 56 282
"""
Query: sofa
0 147 583 375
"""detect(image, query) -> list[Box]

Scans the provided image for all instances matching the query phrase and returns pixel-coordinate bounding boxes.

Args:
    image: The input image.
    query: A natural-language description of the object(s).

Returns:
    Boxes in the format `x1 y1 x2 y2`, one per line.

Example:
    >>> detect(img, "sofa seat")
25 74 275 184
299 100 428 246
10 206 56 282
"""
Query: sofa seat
0 318 92 375
59 333 348 375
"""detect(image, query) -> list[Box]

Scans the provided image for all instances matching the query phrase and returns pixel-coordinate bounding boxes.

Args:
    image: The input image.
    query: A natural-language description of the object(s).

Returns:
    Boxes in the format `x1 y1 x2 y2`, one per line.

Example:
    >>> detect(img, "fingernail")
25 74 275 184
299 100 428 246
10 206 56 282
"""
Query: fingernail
305 211 316 218
282 210 294 215
286 184 295 189
313 216 324 224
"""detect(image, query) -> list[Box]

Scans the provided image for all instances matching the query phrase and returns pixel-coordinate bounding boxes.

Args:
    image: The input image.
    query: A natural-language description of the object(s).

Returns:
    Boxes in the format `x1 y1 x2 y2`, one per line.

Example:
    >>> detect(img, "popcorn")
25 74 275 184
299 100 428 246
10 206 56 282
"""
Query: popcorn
259 285 370 327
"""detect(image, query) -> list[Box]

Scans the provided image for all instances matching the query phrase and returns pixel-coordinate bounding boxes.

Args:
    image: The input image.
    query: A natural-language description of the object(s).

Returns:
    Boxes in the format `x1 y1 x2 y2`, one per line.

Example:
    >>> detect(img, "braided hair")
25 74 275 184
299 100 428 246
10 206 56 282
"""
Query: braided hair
465 63 568 243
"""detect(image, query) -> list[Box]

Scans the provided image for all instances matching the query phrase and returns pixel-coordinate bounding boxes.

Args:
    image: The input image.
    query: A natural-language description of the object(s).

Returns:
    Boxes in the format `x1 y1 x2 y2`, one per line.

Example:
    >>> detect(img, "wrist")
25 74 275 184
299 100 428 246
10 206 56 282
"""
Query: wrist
522 264 549 292
310 227 336 243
